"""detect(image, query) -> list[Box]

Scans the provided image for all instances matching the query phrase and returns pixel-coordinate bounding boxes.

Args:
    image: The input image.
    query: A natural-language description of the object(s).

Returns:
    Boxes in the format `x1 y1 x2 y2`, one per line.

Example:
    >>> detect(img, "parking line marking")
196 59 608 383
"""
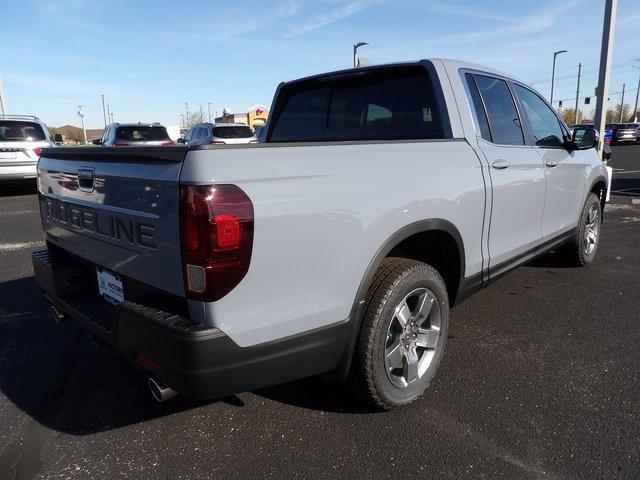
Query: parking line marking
0 241 44 252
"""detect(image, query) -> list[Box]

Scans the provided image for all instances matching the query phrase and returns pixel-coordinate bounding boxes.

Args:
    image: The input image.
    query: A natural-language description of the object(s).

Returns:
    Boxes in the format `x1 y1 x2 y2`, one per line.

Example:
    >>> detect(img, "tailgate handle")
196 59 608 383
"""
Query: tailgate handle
77 168 95 192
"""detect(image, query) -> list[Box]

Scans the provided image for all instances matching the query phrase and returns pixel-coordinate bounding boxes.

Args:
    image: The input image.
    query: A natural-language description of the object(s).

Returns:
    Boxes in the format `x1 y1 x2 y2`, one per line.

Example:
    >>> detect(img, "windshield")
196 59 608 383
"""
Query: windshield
115 126 170 141
0 121 46 142
213 126 254 139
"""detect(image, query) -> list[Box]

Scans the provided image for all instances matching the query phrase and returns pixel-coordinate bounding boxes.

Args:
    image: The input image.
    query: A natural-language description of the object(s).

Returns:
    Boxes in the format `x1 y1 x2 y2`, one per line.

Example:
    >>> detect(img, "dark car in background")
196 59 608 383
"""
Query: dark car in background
95 123 174 147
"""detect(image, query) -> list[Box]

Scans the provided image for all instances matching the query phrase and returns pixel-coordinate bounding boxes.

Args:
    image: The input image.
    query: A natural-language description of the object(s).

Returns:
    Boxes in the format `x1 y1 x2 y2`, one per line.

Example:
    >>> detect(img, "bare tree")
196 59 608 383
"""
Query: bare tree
185 111 207 128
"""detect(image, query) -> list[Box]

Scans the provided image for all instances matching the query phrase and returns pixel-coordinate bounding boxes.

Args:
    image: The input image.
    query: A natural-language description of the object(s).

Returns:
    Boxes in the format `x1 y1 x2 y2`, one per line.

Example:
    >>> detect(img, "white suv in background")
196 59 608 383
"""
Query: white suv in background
0 115 58 182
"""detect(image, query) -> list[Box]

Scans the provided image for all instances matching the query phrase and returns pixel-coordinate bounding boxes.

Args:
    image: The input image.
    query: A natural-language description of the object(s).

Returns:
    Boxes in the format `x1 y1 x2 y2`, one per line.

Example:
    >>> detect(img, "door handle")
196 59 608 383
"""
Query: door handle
545 160 559 168
492 160 511 170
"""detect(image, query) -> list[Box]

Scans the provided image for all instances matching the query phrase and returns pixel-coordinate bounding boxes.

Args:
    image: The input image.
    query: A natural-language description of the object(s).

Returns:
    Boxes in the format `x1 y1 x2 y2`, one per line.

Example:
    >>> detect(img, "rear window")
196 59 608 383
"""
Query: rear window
115 126 170 141
269 66 445 142
213 126 254 139
0 121 46 142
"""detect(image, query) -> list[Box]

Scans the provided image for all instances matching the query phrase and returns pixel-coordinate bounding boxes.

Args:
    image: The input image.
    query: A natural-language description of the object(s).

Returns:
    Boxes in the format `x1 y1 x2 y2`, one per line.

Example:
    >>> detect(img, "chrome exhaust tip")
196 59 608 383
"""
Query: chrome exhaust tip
148 377 177 402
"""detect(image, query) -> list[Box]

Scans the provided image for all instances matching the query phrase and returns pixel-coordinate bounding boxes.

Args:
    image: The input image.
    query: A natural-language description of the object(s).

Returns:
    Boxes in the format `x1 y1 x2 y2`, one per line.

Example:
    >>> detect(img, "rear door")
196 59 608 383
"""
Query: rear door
465 73 547 272
511 83 585 239
38 147 188 296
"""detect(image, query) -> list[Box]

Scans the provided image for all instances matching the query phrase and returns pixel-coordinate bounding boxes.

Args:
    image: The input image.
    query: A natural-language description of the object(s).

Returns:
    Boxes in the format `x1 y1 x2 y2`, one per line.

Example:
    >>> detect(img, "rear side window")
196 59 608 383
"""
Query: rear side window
0 121 46 141
115 126 170 141
473 75 524 146
464 74 492 141
213 126 253 139
269 66 445 142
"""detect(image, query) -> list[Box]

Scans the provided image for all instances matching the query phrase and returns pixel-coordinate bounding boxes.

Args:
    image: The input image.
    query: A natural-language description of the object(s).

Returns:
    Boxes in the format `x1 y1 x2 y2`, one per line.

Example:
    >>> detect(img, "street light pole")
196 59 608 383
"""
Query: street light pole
208 102 212 122
185 102 189 125
353 41 368 68
550 49 568 106
180 114 185 129
106 104 111 124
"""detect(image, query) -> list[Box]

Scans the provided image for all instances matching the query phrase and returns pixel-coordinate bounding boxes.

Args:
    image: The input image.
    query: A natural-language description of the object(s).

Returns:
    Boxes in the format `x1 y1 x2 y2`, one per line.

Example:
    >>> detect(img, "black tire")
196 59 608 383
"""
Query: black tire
561 193 602 266
349 257 449 410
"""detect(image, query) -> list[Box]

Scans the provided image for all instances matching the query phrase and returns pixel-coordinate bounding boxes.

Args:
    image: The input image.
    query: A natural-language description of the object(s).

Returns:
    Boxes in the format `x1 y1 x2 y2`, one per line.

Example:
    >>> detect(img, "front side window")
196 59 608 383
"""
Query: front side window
513 84 564 148
473 75 524 146
269 66 445 142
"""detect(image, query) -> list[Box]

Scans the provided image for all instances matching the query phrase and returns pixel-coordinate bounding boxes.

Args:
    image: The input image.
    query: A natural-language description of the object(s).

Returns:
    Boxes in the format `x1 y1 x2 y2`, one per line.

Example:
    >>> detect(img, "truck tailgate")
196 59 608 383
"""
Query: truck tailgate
37 147 188 297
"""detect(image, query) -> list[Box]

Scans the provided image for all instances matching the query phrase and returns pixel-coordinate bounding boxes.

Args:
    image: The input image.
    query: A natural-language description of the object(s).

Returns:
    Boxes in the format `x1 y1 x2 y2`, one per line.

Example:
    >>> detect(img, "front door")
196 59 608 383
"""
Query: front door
512 84 585 240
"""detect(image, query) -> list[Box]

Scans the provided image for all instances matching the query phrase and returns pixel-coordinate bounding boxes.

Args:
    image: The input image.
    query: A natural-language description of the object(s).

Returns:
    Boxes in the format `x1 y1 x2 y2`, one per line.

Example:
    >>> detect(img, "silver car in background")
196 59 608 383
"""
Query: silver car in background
179 123 257 146
97 123 175 147
0 115 57 182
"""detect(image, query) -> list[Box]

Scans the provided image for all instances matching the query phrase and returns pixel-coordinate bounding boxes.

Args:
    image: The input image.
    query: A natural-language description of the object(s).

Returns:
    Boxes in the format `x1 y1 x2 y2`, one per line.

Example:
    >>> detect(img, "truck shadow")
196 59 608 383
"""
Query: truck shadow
0 276 372 436
0 181 37 197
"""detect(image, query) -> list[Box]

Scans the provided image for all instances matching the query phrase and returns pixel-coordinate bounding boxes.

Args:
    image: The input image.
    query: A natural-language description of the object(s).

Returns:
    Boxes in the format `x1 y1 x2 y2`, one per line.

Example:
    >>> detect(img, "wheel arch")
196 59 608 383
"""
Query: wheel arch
589 176 607 217
329 219 466 381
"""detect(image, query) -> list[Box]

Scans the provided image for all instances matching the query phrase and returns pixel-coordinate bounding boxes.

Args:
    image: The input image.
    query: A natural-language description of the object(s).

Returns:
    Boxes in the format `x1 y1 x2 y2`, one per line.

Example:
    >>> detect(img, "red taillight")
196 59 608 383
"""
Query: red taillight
180 184 254 301
33 147 42 157
138 353 163 373
161 141 174 146
209 140 225 145
114 142 128 147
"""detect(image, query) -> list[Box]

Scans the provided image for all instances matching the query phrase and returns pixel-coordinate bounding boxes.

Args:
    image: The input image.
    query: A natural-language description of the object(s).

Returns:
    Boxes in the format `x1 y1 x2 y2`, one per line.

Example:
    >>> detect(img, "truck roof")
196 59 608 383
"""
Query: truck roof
281 58 522 87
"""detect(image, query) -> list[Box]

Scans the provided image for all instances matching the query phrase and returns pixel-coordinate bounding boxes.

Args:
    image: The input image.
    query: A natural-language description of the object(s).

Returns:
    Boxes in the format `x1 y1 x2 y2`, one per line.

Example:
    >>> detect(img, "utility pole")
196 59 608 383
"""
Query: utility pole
633 66 640 122
110 112 114 123
200 105 203 121
0 71 8 115
101 94 107 128
550 49 568 106
106 104 111 124
574 63 582 124
180 114 185 129
77 105 88 144
185 102 189 123
618 83 625 123
594 0 617 158
208 102 212 122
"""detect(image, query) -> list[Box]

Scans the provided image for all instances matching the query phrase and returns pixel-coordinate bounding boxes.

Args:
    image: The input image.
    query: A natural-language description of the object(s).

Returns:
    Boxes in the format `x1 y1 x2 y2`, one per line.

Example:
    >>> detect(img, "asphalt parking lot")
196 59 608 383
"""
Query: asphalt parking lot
1 146 639 479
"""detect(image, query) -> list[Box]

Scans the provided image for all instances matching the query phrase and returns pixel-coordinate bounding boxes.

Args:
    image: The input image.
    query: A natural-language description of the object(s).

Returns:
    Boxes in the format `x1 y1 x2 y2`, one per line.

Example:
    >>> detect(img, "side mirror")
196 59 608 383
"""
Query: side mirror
176 138 185 144
92 139 103 145
570 126 598 150
53 133 63 143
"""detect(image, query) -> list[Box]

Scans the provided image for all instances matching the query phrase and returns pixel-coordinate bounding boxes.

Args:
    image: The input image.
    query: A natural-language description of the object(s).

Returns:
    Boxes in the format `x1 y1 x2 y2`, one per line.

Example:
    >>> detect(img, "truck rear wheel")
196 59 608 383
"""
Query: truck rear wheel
350 258 449 409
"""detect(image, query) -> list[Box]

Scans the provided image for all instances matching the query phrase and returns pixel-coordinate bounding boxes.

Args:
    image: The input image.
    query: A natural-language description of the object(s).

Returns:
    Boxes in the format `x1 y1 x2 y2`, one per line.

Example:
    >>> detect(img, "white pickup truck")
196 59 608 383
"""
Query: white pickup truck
33 59 608 409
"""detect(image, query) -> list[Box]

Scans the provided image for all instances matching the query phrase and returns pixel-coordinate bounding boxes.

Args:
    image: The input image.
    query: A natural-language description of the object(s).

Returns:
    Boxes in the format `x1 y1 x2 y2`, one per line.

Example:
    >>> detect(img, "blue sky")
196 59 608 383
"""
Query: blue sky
1 0 639 128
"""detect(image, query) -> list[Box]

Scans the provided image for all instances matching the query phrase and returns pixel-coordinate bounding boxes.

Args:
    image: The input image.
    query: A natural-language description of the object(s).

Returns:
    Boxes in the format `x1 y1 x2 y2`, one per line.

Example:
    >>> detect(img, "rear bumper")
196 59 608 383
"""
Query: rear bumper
32 248 351 400
0 164 37 180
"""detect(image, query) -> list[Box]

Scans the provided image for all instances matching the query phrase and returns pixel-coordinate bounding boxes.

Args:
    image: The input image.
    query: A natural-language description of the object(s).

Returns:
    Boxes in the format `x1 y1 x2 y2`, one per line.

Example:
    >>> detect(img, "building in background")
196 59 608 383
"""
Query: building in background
216 105 269 130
